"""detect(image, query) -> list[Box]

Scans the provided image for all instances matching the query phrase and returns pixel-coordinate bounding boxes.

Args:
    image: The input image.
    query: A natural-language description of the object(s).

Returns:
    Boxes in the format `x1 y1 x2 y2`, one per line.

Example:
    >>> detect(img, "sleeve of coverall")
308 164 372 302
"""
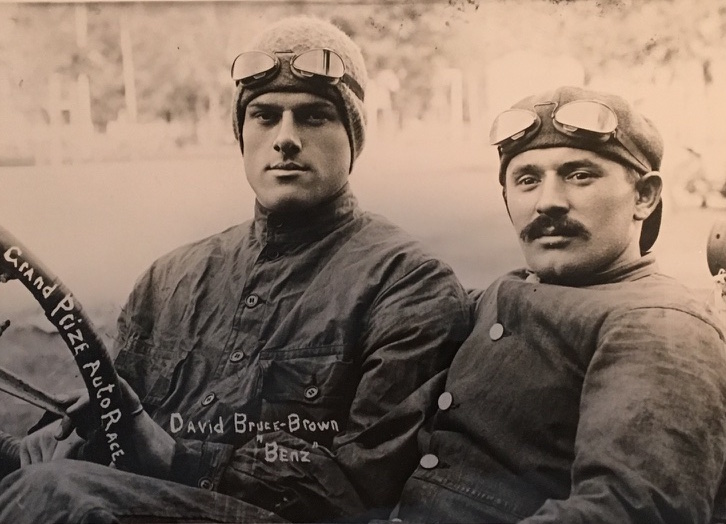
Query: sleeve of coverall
206 259 471 522
520 307 726 524
111 267 242 490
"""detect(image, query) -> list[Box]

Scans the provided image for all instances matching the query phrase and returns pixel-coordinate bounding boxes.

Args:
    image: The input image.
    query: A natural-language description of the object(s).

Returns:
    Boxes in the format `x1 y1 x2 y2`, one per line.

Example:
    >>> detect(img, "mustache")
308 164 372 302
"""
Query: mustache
520 214 591 243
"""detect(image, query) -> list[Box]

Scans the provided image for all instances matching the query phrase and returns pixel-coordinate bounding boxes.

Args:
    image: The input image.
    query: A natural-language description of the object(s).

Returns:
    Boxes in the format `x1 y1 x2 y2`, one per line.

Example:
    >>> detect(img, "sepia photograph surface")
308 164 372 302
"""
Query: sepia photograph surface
0 0 725 520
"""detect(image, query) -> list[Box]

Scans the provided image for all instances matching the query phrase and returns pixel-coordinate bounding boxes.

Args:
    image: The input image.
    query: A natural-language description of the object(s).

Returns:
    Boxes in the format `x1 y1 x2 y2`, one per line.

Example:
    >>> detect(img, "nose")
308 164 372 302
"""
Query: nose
273 111 301 157
535 175 569 217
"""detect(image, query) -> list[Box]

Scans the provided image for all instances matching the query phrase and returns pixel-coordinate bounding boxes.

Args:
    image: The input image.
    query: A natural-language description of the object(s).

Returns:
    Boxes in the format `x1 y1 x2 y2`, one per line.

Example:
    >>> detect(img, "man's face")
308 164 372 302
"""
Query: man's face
242 91 351 213
504 147 644 284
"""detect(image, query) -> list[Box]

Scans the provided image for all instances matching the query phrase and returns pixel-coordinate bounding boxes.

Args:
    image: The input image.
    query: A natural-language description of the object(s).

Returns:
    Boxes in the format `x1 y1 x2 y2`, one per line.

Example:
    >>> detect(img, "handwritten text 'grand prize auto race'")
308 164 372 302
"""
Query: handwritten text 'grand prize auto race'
3 245 127 464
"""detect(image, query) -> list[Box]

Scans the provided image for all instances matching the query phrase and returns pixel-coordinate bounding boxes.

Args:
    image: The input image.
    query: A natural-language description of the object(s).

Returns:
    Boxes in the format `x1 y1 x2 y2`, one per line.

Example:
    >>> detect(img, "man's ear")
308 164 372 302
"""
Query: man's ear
634 171 662 221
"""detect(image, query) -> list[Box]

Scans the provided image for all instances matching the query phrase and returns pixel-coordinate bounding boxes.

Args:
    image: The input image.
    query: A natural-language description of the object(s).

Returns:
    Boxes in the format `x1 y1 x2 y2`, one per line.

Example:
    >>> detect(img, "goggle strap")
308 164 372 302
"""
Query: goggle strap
341 74 364 102
614 130 651 172
289 67 364 102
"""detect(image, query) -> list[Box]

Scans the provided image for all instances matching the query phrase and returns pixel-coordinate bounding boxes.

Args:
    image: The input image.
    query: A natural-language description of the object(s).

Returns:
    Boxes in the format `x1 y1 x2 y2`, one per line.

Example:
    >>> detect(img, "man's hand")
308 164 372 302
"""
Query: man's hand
19 421 85 466
18 378 175 477
19 389 89 466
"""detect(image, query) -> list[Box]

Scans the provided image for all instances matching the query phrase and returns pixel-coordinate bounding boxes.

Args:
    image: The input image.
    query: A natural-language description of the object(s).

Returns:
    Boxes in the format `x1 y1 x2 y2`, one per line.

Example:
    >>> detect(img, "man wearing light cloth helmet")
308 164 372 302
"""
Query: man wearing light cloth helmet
0 16 470 523
396 86 726 523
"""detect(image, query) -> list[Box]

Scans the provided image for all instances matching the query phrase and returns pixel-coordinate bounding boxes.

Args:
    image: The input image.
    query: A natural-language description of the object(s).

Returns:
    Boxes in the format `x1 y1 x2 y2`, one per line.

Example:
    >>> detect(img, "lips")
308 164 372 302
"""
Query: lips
268 161 308 171
535 234 574 248
537 226 576 240
528 226 580 243
531 231 579 250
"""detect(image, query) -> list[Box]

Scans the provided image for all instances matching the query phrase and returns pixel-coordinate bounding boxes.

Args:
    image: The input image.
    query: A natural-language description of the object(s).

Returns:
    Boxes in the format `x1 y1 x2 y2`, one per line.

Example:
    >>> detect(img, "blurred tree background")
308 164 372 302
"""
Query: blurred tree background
1 0 726 182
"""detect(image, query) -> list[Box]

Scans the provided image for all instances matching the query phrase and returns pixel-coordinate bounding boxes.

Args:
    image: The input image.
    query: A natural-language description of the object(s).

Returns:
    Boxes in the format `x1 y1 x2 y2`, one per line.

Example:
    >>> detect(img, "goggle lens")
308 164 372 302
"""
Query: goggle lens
553 100 618 135
231 48 345 84
490 99 650 172
489 109 539 145
291 49 345 79
231 51 277 83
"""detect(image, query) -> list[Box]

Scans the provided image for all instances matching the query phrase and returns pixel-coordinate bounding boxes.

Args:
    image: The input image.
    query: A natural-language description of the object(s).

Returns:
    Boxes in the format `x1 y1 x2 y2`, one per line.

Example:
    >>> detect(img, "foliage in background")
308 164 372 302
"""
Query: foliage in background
1 0 726 136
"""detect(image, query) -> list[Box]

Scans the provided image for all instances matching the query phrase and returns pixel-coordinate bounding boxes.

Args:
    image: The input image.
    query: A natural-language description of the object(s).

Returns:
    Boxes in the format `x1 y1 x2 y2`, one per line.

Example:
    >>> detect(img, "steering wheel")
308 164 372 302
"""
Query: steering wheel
0 224 134 471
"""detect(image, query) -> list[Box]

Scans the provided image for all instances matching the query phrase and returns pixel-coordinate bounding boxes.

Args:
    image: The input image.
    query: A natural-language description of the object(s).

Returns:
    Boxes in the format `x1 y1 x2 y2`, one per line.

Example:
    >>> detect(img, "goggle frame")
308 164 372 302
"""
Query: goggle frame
231 48 364 102
490 100 650 172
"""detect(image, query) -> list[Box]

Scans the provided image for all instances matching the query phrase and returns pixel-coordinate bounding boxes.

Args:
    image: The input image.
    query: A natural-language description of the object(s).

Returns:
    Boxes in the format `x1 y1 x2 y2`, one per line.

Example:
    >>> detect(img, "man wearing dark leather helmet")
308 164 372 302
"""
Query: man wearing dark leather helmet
396 86 726 524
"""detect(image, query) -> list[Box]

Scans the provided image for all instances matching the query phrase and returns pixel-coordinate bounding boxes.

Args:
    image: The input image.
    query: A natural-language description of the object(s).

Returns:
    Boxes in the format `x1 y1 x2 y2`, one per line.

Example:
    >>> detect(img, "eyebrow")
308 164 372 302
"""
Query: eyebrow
509 158 605 177
558 159 604 172
246 100 338 112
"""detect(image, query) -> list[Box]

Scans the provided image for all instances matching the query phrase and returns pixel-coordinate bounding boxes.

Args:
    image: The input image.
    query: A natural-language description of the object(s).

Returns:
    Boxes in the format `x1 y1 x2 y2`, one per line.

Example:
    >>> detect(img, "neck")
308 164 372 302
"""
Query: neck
533 253 656 286
252 184 358 246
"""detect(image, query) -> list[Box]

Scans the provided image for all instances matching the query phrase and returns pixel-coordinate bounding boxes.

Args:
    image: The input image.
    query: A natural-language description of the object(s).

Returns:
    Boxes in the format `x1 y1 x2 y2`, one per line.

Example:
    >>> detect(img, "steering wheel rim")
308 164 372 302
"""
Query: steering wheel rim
0 224 134 469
